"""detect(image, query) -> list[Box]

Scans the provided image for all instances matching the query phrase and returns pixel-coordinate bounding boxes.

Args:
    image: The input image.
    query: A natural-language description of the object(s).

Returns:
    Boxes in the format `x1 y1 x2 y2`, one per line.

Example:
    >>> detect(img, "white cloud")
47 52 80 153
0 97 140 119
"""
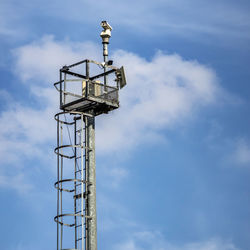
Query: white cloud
0 87 57 192
98 165 128 189
0 37 101 192
114 230 240 250
50 1 250 42
230 138 250 167
0 172 32 194
1 0 250 43
0 36 222 191
0 87 56 163
10 36 222 155
115 240 139 250
12 35 102 83
96 50 220 153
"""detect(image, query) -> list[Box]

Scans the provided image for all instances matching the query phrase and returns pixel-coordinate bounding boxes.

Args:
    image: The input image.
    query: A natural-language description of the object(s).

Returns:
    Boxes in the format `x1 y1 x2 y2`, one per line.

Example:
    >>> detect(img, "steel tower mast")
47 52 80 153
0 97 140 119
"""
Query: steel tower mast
53 21 126 250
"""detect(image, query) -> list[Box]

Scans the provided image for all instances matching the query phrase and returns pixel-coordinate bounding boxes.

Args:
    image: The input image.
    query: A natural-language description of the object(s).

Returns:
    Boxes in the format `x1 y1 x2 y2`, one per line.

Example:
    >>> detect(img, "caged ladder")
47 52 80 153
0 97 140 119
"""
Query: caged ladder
54 111 95 250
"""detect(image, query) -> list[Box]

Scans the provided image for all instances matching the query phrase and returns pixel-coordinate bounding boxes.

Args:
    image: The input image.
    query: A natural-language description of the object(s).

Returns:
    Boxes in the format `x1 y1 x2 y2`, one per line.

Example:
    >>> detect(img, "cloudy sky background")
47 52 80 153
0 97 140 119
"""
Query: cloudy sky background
0 0 250 249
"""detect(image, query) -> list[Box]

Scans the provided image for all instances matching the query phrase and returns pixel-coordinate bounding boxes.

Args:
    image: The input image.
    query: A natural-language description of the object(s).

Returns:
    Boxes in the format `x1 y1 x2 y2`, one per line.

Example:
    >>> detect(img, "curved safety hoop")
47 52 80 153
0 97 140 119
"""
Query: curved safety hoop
54 110 93 124
54 144 91 159
61 249 79 250
54 213 92 227
54 178 92 192
54 144 80 159
54 112 75 125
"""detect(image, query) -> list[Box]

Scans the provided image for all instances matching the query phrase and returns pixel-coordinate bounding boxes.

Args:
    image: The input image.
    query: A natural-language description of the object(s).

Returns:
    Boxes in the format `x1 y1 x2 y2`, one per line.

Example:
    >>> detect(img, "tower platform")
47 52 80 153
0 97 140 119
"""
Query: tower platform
54 59 124 116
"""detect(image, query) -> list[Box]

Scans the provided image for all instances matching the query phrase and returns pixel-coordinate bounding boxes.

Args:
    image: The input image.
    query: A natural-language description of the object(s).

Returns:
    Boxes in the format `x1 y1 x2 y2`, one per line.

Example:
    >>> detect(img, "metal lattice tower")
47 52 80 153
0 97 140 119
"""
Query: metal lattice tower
53 21 126 250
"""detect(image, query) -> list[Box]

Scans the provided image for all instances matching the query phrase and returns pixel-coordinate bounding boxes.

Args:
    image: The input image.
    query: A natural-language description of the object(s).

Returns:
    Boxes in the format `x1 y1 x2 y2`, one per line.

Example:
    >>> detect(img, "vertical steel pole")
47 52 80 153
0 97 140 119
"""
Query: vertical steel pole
85 60 97 250
57 119 59 250
85 116 88 250
81 114 84 250
59 70 62 109
103 42 108 86
63 73 66 105
87 116 97 250
60 122 63 250
74 120 77 249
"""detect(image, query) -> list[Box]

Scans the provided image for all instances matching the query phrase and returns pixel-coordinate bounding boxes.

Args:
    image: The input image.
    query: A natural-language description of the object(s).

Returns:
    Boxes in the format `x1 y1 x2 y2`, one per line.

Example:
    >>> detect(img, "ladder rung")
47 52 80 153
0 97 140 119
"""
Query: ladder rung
75 223 86 228
75 144 86 147
75 155 86 160
75 169 85 173
76 237 87 241
76 128 85 133
75 210 85 214
75 182 86 187
74 193 87 199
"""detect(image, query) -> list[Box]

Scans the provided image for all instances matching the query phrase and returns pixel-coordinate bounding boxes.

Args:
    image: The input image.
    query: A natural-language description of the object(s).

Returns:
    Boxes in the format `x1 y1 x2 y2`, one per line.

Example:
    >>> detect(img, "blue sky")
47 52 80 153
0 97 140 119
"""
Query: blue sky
0 0 250 249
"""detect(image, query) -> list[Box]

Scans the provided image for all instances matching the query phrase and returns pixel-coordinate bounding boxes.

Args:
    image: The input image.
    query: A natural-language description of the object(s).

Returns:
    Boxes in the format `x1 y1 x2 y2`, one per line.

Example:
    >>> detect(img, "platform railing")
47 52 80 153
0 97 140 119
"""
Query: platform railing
55 79 119 109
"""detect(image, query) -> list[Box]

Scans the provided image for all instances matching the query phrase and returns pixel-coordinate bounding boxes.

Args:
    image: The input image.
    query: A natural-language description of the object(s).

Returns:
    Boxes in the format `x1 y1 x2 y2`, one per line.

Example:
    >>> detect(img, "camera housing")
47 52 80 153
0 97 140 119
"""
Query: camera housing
100 21 112 42
101 21 112 31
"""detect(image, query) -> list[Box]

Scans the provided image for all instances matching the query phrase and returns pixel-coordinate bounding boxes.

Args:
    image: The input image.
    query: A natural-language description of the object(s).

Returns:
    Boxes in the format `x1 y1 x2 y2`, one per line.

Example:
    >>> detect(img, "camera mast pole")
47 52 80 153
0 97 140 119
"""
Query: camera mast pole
100 21 112 86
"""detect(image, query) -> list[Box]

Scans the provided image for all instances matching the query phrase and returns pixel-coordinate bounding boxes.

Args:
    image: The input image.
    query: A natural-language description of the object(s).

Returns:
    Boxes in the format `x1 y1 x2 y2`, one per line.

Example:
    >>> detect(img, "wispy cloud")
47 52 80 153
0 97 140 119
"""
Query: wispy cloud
0 172 33 194
0 36 223 192
12 35 101 83
0 1 27 38
51 0 250 41
98 164 128 189
11 36 222 154
1 0 250 44
97 49 221 153
229 138 250 167
0 87 56 164
114 230 240 250
206 130 250 169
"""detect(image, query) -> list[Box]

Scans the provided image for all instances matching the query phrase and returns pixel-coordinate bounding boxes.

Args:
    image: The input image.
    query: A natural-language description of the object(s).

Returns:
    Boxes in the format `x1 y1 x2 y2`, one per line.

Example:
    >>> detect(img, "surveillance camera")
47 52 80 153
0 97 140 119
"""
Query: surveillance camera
101 21 112 31
107 60 113 65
